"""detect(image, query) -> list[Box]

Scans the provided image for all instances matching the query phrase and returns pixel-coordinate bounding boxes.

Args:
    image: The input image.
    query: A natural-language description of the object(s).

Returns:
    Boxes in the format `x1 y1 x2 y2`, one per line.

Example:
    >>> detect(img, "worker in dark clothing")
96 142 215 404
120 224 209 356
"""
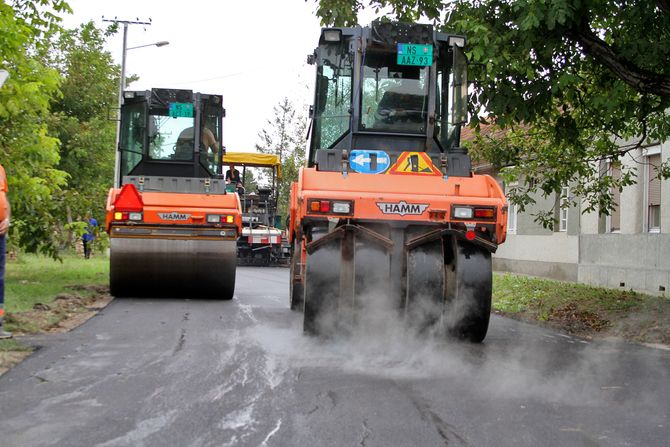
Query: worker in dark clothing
82 212 98 259
225 164 241 184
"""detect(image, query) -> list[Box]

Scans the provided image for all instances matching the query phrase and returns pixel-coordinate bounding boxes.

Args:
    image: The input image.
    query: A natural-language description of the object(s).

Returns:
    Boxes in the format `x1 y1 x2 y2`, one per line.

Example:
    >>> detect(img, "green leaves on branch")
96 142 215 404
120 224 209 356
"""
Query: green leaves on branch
315 0 670 227
256 97 307 221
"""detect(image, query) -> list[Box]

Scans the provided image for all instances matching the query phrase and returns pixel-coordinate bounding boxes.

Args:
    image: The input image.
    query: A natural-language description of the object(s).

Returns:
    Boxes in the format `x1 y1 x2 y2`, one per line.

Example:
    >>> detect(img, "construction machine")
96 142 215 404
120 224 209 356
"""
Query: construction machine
105 88 242 298
288 22 508 341
222 152 290 266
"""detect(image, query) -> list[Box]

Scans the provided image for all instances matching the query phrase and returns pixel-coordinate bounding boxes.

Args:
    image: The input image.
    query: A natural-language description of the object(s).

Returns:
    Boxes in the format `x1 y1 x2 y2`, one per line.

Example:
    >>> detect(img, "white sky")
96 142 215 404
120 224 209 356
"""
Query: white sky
61 0 330 153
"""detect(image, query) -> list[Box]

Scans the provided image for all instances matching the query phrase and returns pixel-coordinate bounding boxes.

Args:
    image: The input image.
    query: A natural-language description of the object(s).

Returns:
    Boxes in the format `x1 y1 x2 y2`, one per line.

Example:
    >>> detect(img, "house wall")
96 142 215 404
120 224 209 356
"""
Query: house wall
494 142 669 296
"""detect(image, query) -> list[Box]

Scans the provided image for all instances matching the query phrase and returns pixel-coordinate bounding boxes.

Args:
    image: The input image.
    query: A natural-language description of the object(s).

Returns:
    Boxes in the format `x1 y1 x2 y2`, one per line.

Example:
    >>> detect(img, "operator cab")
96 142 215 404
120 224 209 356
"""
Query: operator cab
308 21 470 176
117 88 225 186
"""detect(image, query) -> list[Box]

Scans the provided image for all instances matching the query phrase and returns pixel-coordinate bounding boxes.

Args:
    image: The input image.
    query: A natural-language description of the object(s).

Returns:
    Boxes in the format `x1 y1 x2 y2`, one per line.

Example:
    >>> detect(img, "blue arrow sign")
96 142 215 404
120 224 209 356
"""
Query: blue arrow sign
349 150 391 174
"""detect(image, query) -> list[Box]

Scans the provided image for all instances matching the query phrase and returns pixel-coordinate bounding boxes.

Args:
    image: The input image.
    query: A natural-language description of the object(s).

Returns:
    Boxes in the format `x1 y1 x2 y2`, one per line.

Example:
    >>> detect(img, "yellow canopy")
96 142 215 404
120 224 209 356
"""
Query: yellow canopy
222 152 281 177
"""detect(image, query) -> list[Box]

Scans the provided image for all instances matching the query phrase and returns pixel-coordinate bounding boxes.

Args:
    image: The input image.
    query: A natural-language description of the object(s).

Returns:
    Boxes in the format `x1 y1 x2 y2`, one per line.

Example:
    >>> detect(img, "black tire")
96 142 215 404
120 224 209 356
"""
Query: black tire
406 240 445 334
289 241 304 311
444 239 492 343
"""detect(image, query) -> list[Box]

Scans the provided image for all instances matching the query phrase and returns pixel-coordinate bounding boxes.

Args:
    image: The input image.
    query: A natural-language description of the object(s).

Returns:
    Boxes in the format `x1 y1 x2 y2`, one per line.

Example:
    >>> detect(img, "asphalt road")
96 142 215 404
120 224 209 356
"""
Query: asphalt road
0 266 669 447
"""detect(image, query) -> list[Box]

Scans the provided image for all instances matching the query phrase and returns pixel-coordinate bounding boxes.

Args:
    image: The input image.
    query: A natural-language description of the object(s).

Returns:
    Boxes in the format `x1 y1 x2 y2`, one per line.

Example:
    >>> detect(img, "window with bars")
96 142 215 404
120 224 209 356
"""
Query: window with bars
608 163 621 232
647 153 661 232
504 182 518 234
559 186 569 232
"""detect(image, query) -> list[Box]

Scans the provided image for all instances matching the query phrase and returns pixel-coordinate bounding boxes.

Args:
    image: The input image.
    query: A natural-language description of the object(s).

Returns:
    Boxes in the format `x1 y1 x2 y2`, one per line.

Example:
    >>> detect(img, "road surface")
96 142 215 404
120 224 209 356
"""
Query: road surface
0 267 669 446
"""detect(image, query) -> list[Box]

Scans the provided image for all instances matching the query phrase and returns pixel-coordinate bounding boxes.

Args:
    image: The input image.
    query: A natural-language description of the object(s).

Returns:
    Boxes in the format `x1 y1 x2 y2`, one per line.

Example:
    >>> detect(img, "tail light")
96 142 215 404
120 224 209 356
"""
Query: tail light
113 184 144 222
113 211 143 222
307 199 353 215
451 205 496 221
206 214 235 224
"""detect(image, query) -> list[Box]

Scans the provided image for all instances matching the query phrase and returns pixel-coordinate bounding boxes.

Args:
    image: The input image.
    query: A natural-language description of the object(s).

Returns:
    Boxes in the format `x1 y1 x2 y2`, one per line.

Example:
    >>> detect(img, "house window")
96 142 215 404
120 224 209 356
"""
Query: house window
608 162 621 232
559 186 569 232
505 182 518 234
507 202 518 233
647 153 661 232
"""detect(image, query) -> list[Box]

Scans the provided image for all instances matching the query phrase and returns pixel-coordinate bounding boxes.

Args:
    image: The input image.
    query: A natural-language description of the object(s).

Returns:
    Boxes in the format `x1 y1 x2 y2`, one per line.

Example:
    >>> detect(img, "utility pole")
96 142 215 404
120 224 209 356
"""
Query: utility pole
102 17 152 187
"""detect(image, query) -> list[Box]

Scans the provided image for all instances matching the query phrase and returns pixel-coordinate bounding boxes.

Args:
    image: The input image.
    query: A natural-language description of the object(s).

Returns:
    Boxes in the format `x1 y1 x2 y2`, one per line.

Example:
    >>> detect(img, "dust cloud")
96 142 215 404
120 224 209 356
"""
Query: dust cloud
246 284 654 408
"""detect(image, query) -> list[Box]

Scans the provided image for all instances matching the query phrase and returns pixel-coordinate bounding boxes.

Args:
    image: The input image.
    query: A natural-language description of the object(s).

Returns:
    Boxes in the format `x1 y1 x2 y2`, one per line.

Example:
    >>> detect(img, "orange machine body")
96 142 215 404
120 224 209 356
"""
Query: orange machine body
290 167 507 247
105 187 242 235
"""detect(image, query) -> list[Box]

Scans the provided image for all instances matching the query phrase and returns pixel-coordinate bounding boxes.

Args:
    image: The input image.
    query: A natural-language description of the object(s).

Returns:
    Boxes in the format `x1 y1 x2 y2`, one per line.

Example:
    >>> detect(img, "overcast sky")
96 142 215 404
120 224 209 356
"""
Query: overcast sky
61 0 331 153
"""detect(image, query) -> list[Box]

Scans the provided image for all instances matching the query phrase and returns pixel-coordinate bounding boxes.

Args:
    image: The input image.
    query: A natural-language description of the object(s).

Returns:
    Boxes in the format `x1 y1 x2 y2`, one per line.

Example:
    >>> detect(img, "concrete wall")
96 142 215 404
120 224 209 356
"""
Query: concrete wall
579 234 670 294
494 233 579 281
494 142 669 296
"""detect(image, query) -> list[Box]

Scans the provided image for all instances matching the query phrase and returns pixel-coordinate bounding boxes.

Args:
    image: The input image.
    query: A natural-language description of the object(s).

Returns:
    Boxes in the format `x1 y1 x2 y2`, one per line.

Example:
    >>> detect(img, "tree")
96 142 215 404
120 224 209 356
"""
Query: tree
314 0 670 226
0 0 71 257
47 21 118 241
255 97 307 220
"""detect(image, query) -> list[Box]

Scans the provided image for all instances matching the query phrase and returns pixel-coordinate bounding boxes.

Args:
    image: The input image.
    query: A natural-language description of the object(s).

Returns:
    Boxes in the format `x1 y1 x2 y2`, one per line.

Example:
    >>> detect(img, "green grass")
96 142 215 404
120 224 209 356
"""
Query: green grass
493 272 645 317
0 338 33 352
5 253 109 314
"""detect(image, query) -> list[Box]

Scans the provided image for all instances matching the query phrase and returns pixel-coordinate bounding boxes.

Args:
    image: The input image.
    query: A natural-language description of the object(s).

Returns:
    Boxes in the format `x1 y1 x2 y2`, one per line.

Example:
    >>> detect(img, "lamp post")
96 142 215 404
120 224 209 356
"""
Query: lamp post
112 32 169 186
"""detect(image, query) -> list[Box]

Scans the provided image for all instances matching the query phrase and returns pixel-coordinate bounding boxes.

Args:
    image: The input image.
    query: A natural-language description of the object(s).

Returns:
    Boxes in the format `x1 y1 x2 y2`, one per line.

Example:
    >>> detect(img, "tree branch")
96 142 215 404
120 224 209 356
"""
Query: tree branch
569 19 670 98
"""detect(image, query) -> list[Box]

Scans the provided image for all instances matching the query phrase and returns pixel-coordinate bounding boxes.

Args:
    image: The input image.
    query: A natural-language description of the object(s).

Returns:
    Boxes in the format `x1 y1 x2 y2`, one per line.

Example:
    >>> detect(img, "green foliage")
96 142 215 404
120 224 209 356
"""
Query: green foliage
255 97 307 220
47 21 118 237
314 0 670 226
0 0 71 257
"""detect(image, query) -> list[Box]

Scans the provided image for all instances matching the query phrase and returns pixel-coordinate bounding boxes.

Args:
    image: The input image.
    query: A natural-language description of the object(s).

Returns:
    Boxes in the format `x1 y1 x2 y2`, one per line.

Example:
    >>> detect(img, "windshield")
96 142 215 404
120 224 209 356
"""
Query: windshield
148 115 194 160
360 51 429 134
312 42 353 150
119 97 224 178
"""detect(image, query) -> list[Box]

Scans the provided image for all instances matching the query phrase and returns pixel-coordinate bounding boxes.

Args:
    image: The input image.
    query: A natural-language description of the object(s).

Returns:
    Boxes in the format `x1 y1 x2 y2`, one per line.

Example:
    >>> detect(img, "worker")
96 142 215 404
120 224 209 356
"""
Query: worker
82 212 98 259
175 125 220 160
225 164 241 184
0 162 11 339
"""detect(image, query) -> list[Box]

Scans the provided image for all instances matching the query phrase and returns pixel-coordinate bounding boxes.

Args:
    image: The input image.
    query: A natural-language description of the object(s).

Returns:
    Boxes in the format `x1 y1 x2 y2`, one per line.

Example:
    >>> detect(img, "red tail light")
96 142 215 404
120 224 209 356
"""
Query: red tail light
474 208 495 219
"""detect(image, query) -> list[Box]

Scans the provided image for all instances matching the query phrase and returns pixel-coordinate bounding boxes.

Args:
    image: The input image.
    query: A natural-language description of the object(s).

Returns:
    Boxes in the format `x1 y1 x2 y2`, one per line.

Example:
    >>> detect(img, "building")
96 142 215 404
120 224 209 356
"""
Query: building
467 127 669 296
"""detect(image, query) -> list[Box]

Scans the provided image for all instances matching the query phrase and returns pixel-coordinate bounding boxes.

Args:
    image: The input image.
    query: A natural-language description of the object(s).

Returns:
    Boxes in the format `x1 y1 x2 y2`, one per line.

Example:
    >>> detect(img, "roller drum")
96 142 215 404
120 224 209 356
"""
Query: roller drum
110 237 236 299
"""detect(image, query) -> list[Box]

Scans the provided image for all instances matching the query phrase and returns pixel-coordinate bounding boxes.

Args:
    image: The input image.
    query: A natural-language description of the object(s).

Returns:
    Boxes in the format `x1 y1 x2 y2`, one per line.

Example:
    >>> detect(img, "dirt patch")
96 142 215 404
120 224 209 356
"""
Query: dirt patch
0 351 31 375
0 285 112 376
495 298 670 346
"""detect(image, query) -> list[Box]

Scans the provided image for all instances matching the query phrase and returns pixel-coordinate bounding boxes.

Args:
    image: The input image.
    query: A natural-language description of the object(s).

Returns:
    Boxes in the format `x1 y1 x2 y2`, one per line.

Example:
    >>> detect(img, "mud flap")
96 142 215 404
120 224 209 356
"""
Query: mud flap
444 238 492 342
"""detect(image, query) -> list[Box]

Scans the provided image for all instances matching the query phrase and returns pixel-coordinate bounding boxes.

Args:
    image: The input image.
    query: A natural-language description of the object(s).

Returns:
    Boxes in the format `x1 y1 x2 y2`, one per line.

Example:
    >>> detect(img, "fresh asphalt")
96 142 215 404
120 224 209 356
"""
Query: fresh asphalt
0 266 669 446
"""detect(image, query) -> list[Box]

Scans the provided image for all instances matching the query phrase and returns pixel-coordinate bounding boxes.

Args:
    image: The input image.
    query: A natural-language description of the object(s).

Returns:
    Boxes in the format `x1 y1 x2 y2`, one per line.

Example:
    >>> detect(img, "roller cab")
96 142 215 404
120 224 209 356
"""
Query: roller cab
106 89 242 298
289 22 508 341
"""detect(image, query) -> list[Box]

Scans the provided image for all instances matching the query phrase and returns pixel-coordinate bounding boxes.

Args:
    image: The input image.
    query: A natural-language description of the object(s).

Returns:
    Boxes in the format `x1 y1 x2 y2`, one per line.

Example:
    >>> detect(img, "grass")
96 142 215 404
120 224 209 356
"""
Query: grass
492 272 644 317
0 338 33 352
5 253 109 314
1 253 109 340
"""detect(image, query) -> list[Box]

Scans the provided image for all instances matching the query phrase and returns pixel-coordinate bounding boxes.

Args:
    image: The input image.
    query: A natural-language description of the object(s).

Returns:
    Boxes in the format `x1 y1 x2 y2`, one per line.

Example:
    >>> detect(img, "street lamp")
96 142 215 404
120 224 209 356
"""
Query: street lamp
113 38 170 186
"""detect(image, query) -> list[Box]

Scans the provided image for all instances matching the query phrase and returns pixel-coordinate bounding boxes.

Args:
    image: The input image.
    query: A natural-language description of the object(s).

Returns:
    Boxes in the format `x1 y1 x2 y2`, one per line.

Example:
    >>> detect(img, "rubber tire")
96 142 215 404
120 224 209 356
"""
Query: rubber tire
289 241 304 311
444 239 492 343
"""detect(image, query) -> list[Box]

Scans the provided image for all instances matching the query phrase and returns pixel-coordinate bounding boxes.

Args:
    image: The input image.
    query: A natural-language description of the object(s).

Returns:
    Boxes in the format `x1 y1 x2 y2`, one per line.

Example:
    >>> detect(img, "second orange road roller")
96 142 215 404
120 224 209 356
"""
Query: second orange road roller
105 88 242 298
288 21 508 341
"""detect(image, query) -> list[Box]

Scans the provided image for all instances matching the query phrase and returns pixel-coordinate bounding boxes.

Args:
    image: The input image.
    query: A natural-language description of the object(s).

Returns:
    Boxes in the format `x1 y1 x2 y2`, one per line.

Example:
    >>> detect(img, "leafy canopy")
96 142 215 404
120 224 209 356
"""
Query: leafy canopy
314 0 670 226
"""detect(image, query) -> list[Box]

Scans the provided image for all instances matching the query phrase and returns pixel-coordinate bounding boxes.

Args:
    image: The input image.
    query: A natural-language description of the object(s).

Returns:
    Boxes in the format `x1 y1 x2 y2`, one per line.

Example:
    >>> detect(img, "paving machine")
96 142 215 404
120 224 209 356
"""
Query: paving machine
289 22 508 341
105 88 242 298
223 152 290 266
